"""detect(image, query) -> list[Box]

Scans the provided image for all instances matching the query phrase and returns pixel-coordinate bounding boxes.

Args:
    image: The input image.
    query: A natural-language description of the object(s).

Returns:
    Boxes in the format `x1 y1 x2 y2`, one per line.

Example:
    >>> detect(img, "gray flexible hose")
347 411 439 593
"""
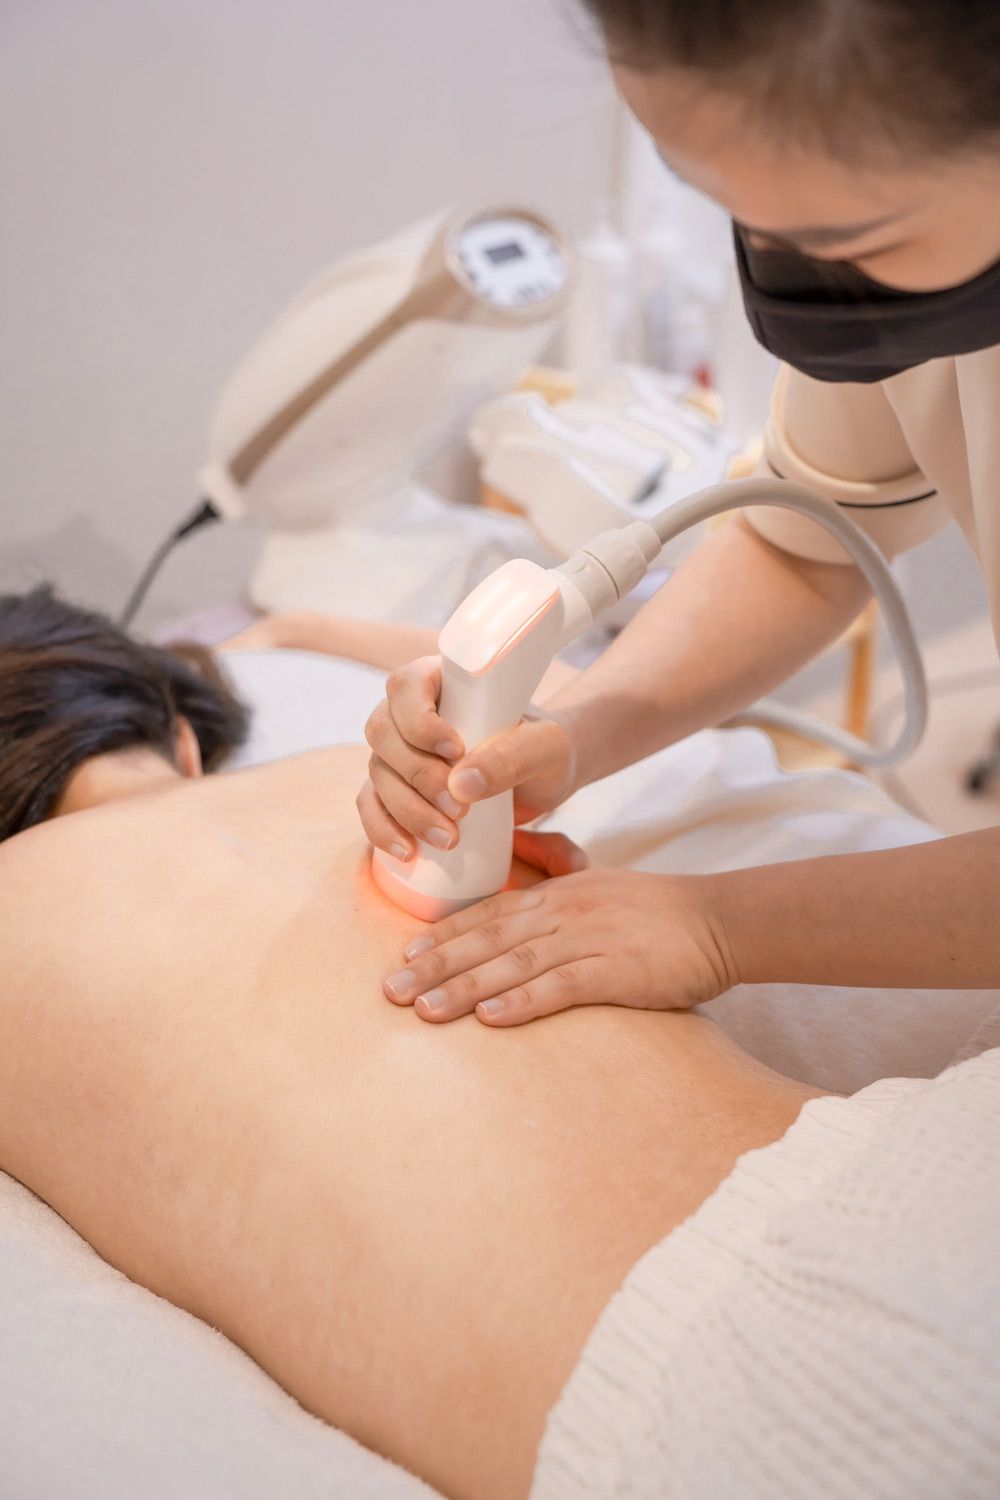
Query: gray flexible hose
645 477 928 768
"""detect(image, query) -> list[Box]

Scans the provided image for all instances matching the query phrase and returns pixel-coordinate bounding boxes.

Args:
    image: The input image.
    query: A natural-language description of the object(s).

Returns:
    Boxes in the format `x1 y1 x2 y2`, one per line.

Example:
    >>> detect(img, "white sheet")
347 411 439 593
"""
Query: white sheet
222 648 389 771
5 648 996 1497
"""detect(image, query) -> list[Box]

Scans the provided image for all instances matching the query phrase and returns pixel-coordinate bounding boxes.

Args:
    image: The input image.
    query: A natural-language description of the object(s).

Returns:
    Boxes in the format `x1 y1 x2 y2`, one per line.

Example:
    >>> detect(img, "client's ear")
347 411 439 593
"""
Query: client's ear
174 716 204 778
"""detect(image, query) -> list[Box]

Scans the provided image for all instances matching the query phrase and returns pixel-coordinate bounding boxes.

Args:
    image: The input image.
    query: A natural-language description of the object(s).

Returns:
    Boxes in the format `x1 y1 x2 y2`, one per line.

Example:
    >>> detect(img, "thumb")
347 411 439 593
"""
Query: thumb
447 716 568 804
512 828 589 878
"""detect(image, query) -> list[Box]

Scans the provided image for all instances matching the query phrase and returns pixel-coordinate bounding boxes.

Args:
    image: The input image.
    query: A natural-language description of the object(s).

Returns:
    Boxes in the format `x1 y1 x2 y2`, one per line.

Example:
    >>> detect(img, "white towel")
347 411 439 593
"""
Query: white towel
532 1040 1000 1500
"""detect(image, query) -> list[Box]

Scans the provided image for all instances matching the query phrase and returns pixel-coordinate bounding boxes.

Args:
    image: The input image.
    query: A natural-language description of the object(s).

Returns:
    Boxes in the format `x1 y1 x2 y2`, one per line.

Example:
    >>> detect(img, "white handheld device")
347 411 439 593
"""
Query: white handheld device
371 524 659 919
372 478 929 920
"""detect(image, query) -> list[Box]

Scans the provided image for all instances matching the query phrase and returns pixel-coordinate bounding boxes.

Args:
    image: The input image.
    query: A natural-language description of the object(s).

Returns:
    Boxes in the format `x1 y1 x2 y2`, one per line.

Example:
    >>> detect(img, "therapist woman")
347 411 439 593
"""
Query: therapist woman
359 0 1000 1025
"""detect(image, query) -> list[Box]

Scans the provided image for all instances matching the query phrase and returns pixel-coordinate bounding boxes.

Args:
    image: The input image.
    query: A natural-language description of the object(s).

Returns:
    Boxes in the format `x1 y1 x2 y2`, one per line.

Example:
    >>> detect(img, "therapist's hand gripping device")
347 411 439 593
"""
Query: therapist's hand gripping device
372 477 928 919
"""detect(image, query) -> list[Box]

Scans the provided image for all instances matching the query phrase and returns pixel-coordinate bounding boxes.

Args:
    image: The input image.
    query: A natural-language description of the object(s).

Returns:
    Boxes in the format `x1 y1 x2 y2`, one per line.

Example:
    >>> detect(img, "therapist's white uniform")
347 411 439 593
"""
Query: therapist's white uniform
747 351 1000 651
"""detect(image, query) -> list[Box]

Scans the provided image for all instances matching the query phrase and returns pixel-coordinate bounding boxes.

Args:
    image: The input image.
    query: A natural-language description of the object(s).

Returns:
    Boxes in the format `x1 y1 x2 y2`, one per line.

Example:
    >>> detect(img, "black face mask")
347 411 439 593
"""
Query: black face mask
733 222 1000 383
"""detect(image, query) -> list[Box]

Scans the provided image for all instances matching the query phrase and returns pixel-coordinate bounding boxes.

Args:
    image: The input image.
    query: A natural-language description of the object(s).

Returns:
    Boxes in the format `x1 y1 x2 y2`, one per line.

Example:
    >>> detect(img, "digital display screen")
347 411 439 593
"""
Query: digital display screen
485 241 525 266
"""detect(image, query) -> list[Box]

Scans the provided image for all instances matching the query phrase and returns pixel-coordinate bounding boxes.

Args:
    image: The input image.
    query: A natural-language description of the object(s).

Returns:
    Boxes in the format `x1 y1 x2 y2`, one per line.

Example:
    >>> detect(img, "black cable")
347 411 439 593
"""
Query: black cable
118 498 221 629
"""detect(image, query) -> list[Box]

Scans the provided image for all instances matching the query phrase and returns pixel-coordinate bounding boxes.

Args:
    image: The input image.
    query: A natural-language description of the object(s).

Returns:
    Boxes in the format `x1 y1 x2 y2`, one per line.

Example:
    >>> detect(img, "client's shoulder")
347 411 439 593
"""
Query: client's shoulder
1 742 369 893
220 743 369 808
0 742 371 930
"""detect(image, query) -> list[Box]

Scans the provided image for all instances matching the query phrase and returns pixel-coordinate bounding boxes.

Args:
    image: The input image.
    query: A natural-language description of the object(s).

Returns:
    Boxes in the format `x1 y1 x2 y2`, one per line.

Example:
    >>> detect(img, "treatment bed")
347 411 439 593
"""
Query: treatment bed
2 647 997 1498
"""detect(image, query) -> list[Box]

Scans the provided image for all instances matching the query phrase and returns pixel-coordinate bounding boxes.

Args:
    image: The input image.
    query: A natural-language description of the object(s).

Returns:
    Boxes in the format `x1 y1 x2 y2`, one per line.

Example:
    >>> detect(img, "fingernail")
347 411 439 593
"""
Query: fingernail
436 790 462 819
390 842 411 862
569 850 589 872
451 767 487 801
426 826 454 850
435 740 461 761
419 989 447 1011
385 969 416 1001
477 998 505 1018
404 935 435 960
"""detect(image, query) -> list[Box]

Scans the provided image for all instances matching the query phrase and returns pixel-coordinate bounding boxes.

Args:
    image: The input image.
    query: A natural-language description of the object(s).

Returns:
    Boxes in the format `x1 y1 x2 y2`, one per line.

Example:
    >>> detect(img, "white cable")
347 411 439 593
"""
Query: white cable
617 477 927 768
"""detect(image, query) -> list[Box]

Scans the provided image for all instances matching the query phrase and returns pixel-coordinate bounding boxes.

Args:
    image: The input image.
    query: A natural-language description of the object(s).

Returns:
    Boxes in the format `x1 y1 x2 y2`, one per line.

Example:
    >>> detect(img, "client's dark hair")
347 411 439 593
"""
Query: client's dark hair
0 585 249 843
579 0 1000 161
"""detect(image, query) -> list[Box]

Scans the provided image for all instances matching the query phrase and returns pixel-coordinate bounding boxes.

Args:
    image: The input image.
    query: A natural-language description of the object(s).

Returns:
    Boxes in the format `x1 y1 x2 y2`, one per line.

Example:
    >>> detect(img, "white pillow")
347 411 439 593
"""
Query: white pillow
221 648 388 769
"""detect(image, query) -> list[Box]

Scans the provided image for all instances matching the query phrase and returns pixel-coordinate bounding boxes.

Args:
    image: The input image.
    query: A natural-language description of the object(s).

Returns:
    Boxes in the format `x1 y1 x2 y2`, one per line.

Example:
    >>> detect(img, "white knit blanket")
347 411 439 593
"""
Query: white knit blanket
533 1019 1000 1499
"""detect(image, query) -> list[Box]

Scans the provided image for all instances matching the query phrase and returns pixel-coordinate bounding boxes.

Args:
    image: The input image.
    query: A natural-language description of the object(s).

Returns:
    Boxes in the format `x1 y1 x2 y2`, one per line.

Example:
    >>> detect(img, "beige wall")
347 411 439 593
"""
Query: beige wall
0 0 615 627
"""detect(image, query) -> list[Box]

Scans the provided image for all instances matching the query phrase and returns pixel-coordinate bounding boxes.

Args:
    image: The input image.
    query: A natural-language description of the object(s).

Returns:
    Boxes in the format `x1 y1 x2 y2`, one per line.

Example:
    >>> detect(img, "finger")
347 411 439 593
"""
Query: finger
364 707 466 819
386 908 561 1017
356 780 414 862
512 829 589 878
384 657 464 759
474 957 613 1027
447 716 569 805
399 887 546 963
369 760 459 851
364 700 457 795
413 932 566 1022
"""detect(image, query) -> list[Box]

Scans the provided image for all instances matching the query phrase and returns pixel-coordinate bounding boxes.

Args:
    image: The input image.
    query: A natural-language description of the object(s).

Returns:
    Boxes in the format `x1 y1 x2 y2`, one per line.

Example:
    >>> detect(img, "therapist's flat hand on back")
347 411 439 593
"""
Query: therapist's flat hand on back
382 865 738 1025
359 653 578 863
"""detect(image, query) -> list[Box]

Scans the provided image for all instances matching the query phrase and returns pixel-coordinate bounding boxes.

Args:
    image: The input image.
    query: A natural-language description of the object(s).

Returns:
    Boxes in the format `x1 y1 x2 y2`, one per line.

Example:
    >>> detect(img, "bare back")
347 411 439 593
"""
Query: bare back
0 747 822 1500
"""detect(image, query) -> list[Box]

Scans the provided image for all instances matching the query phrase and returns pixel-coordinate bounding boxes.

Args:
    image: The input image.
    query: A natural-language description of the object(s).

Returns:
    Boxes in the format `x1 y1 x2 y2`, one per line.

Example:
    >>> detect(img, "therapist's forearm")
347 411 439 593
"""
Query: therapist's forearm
714 828 1000 991
542 517 872 790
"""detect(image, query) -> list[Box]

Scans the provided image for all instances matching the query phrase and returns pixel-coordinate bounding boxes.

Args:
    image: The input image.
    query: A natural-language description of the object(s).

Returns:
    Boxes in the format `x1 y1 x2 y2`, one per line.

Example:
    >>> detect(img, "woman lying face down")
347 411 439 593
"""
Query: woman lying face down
0 587 825 1499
